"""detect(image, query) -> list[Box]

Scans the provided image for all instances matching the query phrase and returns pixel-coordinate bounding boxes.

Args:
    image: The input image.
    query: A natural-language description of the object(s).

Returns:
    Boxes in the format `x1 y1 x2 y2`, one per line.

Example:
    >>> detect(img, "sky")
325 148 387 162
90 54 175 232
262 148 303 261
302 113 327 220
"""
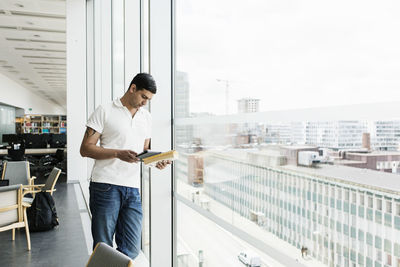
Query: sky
175 0 400 115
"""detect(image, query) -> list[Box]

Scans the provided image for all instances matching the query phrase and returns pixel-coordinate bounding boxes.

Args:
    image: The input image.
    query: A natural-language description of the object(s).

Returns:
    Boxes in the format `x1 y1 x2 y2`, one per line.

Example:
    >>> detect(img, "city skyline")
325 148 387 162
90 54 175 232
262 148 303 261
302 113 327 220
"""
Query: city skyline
174 1 400 266
176 101 400 124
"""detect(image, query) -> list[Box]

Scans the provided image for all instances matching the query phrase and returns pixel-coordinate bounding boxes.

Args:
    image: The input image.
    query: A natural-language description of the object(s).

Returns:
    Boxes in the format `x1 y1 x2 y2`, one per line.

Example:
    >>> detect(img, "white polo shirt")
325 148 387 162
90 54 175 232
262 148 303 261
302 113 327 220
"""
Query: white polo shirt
86 98 151 188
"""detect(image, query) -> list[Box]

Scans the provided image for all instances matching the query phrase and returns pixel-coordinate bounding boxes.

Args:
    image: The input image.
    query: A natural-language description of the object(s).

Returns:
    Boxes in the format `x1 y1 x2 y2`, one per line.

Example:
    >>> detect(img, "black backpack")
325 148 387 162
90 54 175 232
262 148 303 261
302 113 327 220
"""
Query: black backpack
27 192 59 232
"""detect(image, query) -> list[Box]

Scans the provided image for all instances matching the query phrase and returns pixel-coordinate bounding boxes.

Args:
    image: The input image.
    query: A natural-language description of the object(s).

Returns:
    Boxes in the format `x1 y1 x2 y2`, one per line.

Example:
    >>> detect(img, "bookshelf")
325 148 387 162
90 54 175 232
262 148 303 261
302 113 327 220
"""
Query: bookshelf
18 115 67 134
23 115 42 134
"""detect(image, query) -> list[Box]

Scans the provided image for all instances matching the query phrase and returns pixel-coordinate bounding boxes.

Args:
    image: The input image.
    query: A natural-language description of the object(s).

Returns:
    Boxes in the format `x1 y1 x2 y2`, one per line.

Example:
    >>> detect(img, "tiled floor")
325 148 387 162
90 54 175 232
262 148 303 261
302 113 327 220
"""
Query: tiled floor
0 176 150 267
0 180 90 267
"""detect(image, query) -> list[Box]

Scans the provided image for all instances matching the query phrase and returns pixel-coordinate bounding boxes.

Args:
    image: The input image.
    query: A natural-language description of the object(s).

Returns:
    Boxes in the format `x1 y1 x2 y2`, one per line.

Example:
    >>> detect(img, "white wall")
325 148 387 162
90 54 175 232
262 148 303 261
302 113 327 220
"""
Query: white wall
67 0 87 183
67 1 174 265
0 72 65 114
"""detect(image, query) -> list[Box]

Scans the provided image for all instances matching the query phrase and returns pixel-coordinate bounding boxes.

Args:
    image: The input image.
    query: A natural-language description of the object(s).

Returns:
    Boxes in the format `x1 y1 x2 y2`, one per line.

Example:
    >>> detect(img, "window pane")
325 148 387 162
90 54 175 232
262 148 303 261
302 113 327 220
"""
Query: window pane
141 166 150 258
174 1 400 267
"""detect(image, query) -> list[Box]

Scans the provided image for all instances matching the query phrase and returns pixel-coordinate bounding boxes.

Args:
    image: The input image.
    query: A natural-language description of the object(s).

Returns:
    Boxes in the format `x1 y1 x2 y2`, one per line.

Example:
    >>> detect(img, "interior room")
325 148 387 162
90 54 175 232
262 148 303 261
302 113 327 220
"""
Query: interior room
1 0 400 267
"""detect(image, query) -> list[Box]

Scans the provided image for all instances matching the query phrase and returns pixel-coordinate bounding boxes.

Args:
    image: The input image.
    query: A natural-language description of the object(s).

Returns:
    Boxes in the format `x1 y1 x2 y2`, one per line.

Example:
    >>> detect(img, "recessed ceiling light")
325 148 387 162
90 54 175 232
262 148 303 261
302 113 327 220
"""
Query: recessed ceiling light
15 3 24 8
33 34 40 38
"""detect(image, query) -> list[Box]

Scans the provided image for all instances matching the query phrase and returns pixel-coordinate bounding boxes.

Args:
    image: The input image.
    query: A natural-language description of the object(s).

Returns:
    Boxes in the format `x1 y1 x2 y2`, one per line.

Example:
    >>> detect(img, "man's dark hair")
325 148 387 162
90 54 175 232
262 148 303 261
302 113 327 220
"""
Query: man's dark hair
129 73 157 94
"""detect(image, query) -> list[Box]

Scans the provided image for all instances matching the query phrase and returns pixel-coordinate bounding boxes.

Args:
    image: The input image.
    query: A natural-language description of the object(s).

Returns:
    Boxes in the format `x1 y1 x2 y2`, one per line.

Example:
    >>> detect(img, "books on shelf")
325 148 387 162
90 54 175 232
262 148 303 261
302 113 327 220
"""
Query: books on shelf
17 114 67 134
137 150 179 166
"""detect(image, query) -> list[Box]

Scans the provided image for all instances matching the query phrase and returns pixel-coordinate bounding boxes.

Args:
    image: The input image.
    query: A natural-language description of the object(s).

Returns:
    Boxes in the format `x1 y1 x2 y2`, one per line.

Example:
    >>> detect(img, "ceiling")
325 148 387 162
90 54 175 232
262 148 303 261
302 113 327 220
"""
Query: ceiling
0 0 66 110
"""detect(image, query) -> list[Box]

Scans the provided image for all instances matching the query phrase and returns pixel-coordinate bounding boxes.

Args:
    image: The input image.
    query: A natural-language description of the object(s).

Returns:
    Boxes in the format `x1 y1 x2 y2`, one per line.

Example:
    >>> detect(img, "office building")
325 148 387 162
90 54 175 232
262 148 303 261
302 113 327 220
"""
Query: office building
264 123 292 144
332 150 400 173
370 120 400 151
175 71 193 147
304 121 368 149
256 120 400 152
203 150 400 267
237 98 260 113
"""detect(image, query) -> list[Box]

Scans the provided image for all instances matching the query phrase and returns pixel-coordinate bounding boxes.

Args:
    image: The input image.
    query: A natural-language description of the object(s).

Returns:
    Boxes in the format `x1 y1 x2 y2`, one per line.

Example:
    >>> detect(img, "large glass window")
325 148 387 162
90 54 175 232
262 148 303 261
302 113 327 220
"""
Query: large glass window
112 0 125 98
173 0 400 266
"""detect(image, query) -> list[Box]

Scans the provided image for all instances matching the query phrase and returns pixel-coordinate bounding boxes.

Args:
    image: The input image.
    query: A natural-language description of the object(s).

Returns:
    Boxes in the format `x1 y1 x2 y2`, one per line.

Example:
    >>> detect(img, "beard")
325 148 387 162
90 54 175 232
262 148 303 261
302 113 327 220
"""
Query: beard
131 100 141 108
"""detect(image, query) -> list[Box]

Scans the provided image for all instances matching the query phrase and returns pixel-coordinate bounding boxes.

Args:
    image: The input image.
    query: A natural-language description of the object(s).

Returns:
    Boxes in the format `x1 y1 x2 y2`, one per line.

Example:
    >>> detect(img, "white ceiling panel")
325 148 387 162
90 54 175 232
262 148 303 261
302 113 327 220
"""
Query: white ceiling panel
16 51 66 58
10 44 66 50
0 29 65 41
8 41 65 50
0 0 66 16
0 15 65 30
0 0 66 110
26 57 66 63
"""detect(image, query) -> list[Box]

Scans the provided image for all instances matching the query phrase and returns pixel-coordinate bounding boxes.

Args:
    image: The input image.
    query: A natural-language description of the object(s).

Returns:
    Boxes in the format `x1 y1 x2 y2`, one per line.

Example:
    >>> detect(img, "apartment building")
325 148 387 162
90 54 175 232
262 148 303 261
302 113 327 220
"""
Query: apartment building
203 151 400 267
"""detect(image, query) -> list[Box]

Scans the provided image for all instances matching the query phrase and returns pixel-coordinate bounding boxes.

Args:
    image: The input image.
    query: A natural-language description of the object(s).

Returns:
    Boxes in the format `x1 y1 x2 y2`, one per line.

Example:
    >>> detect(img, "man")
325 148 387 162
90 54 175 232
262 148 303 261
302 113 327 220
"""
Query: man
80 73 170 259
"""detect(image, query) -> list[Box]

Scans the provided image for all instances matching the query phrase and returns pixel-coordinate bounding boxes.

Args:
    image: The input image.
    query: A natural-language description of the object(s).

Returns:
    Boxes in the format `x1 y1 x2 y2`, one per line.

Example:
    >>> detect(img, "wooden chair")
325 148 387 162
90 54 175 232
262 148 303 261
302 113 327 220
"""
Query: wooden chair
1 161 35 186
86 242 133 267
0 184 31 251
22 167 62 205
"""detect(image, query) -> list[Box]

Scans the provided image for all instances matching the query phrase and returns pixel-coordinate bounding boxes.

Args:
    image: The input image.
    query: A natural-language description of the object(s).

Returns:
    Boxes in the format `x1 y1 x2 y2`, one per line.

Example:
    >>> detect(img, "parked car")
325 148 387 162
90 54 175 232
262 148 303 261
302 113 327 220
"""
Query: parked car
238 252 261 267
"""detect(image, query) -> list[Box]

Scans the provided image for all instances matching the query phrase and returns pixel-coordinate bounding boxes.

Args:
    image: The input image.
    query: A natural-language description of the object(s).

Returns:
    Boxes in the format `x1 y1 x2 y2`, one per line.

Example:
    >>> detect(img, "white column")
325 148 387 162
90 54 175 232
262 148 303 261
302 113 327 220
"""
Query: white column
124 0 142 85
94 0 112 106
66 0 87 183
112 0 125 98
149 0 173 265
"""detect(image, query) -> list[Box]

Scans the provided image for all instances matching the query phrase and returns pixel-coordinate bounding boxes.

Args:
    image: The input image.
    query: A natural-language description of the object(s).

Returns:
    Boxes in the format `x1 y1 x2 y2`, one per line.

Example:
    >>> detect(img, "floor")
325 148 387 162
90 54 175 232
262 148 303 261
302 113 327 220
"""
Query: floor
0 174 149 267
0 178 89 267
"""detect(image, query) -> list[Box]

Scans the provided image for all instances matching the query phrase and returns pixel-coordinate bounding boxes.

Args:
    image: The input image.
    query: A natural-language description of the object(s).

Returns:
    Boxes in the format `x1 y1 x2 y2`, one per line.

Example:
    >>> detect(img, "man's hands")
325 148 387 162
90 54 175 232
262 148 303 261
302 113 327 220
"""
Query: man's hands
155 160 172 170
116 150 140 163
115 150 172 168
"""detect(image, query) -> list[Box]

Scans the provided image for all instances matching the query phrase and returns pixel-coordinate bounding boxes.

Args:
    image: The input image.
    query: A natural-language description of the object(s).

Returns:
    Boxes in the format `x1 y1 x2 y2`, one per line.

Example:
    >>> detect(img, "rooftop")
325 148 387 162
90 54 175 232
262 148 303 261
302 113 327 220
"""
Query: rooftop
347 151 400 157
207 148 400 195
280 145 318 150
282 164 400 196
333 159 365 165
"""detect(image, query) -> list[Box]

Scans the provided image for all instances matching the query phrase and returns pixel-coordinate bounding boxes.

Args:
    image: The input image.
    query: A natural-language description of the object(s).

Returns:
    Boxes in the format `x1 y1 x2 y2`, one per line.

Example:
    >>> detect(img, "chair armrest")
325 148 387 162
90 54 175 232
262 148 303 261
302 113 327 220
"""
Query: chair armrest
22 184 44 196
22 202 31 208
23 184 45 189
44 189 57 193
29 176 36 186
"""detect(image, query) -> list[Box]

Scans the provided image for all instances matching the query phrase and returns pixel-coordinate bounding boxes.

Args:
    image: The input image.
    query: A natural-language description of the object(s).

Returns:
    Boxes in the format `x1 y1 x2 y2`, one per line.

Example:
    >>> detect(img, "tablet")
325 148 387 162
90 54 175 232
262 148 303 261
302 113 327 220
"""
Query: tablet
136 150 162 160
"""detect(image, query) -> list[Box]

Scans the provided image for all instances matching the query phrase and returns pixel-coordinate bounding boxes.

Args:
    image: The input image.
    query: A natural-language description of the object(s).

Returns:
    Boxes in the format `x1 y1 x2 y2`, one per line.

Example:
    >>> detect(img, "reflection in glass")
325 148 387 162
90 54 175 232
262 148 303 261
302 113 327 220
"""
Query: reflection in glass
174 0 400 266
112 0 125 97
142 165 150 258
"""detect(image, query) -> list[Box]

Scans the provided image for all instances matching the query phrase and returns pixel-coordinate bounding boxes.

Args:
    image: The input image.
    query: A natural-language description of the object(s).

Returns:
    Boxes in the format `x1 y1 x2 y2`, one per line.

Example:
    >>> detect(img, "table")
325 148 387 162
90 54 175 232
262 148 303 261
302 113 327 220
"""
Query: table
0 148 60 156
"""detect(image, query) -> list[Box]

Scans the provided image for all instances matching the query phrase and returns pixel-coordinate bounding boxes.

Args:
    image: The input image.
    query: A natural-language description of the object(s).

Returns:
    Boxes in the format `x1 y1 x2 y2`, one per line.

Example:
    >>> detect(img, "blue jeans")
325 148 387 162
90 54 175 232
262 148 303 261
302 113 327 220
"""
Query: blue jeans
89 182 143 259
